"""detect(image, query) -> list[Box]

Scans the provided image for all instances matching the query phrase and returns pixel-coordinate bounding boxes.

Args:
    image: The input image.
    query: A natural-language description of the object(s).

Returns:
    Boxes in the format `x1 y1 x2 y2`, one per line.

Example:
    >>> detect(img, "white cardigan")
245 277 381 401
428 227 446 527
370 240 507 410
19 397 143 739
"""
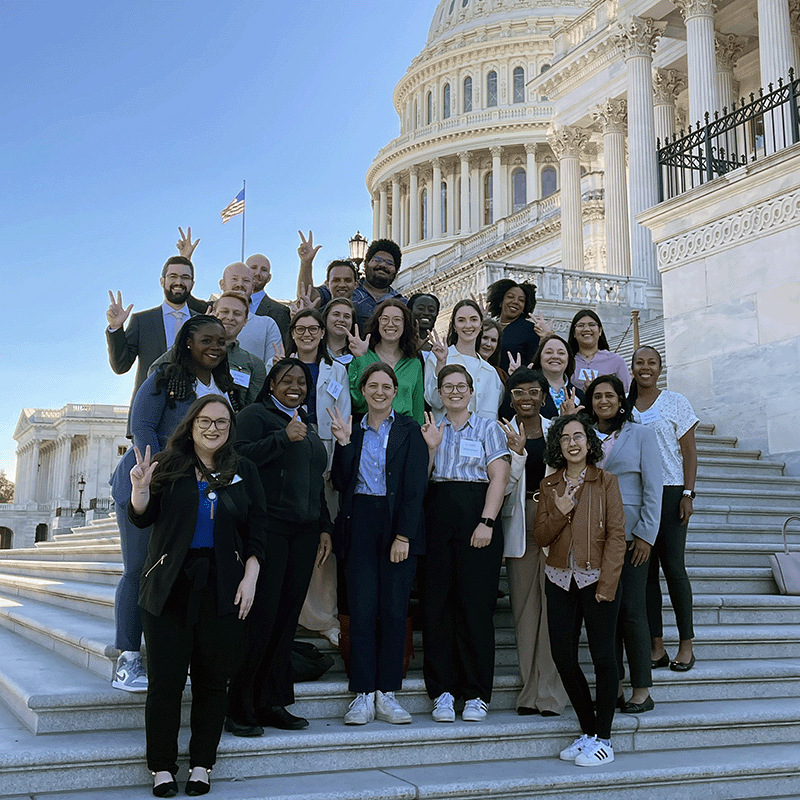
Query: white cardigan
313 359 351 472
424 345 504 422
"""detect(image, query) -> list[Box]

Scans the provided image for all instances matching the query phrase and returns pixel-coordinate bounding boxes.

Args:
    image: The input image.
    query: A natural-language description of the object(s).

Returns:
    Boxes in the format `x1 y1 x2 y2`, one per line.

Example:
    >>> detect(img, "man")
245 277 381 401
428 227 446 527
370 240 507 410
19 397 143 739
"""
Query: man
106 255 195 423
246 253 291 337
149 292 266 405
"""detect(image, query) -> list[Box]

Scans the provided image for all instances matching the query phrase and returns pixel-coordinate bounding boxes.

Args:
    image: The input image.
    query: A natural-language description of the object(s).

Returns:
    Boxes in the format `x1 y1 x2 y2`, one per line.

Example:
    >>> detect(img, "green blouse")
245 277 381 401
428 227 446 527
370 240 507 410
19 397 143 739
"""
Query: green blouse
348 350 425 424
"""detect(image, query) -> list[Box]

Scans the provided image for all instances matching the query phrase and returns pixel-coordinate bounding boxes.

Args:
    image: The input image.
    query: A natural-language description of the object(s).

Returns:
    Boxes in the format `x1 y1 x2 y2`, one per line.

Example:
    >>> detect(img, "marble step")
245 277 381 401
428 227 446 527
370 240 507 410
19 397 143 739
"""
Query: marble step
696 456 786 477
684 541 800 568
0 545 122 562
692 488 800 511
690 505 800 527
0 558 121 585
0 573 115 620
683 522 800 544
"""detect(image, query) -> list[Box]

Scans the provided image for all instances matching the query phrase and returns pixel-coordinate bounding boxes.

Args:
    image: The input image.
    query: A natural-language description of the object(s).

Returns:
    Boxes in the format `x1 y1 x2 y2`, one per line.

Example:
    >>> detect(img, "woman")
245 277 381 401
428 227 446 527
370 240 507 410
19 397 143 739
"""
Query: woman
111 315 241 693
226 358 333 735
534 414 626 767
499 369 568 717
424 299 504 422
420 364 511 723
129 395 265 797
321 297 357 365
567 310 631 392
530 334 585 420
329 362 429 725
348 298 424 424
586 375 662 714
629 346 699 672
287 307 351 645
486 278 539 373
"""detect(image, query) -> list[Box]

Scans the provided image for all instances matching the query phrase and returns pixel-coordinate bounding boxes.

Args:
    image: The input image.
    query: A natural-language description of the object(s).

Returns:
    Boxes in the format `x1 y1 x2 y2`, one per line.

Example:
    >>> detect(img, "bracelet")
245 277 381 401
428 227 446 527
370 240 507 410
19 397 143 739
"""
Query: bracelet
479 517 495 529
395 536 409 543
682 489 696 499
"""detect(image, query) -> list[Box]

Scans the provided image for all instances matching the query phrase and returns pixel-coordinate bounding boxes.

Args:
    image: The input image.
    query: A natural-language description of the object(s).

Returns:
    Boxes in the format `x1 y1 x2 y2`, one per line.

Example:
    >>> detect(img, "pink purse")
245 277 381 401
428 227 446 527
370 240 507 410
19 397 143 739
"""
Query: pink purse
769 516 800 595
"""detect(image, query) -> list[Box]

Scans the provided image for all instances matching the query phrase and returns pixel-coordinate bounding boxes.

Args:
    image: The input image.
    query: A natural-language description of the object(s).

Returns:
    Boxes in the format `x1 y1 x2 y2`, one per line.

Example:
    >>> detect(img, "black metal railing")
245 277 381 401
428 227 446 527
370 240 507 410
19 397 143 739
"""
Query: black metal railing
657 69 800 201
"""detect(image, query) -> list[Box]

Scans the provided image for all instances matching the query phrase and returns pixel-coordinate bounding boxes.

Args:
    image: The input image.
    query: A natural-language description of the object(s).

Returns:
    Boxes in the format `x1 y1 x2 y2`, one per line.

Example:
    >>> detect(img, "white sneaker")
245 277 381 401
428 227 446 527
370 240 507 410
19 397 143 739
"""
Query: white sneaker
375 690 412 724
112 652 148 693
575 737 614 767
321 627 340 647
431 692 456 722
559 733 593 761
462 698 488 721
344 692 375 725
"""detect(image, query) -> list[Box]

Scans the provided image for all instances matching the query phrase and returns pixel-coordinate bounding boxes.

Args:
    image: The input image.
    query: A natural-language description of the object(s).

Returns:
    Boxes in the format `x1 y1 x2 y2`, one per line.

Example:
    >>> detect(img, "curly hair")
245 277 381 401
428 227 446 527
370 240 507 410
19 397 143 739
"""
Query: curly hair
286 308 332 365
365 239 402 271
446 299 484 351
543 413 604 469
584 374 633 433
363 298 418 359
531 333 576 383
153 315 242 411
486 279 537 319
567 309 611 354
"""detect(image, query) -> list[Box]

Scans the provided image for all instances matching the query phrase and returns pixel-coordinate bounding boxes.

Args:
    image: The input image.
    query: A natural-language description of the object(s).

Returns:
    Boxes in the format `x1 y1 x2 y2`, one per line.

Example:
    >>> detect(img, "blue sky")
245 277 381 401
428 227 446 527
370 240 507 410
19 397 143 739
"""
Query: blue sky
0 0 435 478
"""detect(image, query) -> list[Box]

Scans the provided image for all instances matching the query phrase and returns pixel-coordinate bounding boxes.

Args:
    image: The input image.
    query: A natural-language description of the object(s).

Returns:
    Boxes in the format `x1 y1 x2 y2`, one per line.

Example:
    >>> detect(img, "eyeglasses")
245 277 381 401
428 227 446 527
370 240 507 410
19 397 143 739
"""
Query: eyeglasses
575 322 599 330
195 417 231 431
559 433 587 445
370 256 395 268
378 316 403 326
510 388 543 399
293 325 322 335
441 383 471 394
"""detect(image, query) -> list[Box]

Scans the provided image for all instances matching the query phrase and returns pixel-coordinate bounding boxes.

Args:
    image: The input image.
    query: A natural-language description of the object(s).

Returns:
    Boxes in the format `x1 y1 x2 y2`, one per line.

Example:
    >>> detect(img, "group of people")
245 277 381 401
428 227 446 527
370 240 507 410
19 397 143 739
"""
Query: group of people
105 230 699 795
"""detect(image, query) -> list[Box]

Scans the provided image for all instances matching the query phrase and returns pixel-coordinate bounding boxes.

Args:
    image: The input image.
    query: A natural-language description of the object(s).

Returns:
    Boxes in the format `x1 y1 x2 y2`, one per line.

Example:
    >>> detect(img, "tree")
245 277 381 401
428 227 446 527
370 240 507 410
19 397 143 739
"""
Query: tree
0 470 14 504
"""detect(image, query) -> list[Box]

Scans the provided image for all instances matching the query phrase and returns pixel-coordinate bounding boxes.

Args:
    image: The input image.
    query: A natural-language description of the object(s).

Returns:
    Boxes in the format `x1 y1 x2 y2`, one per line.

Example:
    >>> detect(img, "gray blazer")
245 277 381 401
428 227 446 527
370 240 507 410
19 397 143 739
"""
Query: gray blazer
601 421 663 544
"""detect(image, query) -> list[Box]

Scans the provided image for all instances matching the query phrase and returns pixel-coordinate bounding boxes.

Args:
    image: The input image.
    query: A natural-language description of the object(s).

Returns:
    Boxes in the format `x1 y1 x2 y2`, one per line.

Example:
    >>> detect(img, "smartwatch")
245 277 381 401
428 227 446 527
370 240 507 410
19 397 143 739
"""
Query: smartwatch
479 517 495 528
682 489 696 500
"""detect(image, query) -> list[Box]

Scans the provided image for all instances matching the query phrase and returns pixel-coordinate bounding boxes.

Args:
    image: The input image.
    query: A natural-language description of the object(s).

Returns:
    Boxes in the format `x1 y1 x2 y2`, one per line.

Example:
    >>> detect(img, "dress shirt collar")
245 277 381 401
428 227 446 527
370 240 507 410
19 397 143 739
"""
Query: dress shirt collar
360 409 395 432
442 412 476 432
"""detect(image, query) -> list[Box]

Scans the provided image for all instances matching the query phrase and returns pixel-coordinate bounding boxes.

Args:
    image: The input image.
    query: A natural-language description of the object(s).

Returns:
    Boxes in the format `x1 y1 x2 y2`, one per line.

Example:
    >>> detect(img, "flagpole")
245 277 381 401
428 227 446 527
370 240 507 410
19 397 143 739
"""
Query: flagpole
241 180 246 262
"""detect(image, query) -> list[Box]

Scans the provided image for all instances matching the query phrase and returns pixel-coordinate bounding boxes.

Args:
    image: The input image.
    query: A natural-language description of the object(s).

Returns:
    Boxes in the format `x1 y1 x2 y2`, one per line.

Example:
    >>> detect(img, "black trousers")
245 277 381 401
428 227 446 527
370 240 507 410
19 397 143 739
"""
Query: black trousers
422 481 503 703
227 519 318 725
141 553 243 774
345 495 417 694
647 486 694 641
616 544 652 688
546 578 621 741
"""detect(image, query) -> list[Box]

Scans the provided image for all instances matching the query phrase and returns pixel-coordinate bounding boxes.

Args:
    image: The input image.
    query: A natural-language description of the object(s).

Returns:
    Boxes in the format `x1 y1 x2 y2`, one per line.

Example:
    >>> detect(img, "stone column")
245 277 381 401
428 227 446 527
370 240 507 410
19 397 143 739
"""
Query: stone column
53 436 72 504
592 100 631 276
408 168 419 244
470 161 481 230
391 177 401 243
490 147 503 223
379 184 388 239
458 152 471 233
548 125 589 272
653 69 686 144
446 166 456 234
613 16 666 285
431 158 443 239
758 0 798 86
29 441 40 504
715 33 747 111
372 193 379 240
525 143 539 204
674 0 720 125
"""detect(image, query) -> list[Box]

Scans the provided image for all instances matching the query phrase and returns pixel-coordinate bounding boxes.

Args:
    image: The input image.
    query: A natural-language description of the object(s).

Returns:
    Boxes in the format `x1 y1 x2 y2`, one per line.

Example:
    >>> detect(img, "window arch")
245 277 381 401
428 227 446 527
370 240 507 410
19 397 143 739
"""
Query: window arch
35 524 48 543
426 91 433 124
441 180 448 234
541 166 557 198
443 83 451 119
421 188 428 239
449 0 456 11
486 71 498 107
512 67 525 104
463 76 473 112
483 171 493 225
512 168 526 212
0 527 11 549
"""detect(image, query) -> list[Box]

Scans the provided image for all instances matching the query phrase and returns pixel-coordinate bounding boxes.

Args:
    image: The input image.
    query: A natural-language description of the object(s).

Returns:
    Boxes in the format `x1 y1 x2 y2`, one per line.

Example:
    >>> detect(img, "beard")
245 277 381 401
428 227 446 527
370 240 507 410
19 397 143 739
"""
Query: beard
365 267 394 290
164 285 190 304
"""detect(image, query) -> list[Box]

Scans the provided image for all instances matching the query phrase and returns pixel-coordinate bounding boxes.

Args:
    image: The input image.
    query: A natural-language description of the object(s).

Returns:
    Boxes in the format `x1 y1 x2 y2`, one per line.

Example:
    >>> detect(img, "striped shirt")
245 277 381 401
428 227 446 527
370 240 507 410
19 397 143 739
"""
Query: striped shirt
355 411 394 496
431 413 509 483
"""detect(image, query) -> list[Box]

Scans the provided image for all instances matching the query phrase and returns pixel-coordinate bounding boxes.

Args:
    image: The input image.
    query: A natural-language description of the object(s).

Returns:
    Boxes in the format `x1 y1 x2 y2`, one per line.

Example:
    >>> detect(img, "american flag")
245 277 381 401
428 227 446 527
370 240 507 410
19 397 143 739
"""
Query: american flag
221 189 245 223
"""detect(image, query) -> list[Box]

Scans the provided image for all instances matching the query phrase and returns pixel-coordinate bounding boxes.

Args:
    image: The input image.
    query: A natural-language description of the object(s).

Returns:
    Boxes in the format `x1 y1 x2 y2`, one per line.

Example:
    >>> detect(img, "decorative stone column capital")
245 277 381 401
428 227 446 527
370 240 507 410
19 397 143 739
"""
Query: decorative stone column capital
409 165 419 178
489 146 503 158
613 16 667 59
673 0 717 21
790 0 800 32
547 125 590 158
457 150 471 163
524 142 538 155
592 98 628 132
431 157 442 170
715 32 748 70
652 68 687 104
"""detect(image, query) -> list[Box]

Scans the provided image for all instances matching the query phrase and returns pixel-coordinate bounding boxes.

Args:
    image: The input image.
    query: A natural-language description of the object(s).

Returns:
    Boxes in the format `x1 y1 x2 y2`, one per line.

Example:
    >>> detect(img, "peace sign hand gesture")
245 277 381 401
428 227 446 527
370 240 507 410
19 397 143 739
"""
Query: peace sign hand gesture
272 341 286 362
530 311 553 337
499 418 526 455
346 324 370 358
559 387 585 416
297 230 322 264
430 329 448 367
326 406 352 446
130 445 159 493
507 351 523 375
107 290 133 330
176 227 200 259
420 411 444 451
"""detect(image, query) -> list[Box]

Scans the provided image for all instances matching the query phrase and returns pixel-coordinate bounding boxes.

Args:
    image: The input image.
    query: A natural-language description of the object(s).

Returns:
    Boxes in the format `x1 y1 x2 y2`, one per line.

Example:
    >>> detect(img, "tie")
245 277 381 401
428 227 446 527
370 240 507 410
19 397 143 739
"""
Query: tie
167 310 186 347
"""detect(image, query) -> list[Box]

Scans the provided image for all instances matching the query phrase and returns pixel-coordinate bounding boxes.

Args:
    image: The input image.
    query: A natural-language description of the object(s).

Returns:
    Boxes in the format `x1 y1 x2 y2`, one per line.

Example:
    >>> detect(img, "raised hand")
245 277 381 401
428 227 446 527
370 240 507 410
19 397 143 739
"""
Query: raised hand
285 409 307 442
554 481 578 516
295 282 321 312
499 418 526 455
530 311 553 337
559 387 585 416
107 290 133 330
272 341 286 362
176 227 200 259
130 445 158 492
430 329 448 366
421 411 444 450
326 406 352 446
297 229 322 263
507 351 522 375
346 324 370 358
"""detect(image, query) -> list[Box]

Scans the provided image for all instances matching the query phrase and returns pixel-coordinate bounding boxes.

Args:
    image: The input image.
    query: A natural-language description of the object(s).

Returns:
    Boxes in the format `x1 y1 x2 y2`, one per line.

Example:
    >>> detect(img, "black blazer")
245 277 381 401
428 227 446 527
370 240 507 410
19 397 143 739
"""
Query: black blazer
331 412 429 559
129 456 267 618
254 294 291 339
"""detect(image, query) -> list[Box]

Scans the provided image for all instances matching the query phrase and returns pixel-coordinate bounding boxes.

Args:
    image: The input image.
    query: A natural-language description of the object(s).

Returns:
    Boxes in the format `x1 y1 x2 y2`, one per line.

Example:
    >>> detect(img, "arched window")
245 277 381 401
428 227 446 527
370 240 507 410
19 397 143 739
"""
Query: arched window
426 91 433 124
441 180 448 234
443 83 451 119
513 67 525 104
0 527 11 549
487 71 498 107
462 0 469 6
35 523 48 543
463 76 473 112
541 166 557 198
421 188 428 239
512 168 527 212
449 0 456 11
483 171 493 225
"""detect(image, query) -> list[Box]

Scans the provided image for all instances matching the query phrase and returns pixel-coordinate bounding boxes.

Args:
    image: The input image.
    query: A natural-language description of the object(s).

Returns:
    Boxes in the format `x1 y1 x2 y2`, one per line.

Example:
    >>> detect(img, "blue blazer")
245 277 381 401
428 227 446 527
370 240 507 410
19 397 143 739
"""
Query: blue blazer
601 421 663 545
331 413 429 559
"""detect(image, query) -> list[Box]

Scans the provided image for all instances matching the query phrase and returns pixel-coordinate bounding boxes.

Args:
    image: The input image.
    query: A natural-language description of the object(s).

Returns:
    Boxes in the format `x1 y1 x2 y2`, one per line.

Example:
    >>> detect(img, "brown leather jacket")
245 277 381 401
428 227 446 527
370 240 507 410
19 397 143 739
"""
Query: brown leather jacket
533 465 626 599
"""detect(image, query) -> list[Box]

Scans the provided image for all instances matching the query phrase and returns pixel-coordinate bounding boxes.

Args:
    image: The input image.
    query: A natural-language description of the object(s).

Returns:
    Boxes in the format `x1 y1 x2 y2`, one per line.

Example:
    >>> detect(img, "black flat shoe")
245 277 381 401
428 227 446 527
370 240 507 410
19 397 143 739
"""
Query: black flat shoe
651 652 670 669
616 694 626 710
517 706 539 716
224 717 264 737
185 772 211 797
260 706 309 730
670 654 696 672
622 695 655 714
152 774 178 798
540 710 560 717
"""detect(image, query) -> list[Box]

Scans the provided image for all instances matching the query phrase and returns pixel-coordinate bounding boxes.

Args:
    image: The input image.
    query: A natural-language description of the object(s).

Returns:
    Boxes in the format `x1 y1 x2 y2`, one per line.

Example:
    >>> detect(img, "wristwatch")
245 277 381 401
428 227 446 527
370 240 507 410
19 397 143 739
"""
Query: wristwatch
479 517 495 528
682 489 696 500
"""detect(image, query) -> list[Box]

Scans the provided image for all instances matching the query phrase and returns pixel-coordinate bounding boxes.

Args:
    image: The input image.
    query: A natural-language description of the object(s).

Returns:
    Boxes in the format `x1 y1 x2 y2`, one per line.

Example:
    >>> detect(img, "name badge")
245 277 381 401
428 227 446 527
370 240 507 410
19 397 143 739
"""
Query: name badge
459 438 484 459
326 380 343 400
639 407 661 425
230 369 251 388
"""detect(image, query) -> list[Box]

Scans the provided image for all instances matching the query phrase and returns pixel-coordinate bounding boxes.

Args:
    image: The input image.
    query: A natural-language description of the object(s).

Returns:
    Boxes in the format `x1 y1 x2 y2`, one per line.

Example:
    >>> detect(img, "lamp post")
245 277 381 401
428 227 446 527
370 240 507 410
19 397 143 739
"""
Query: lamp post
349 231 369 268
76 475 86 515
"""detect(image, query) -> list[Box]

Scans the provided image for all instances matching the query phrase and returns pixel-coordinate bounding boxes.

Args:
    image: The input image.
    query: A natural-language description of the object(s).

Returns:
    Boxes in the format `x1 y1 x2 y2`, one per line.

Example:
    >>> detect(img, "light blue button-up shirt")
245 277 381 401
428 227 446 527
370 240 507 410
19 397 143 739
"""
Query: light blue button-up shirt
161 301 190 348
354 411 395 496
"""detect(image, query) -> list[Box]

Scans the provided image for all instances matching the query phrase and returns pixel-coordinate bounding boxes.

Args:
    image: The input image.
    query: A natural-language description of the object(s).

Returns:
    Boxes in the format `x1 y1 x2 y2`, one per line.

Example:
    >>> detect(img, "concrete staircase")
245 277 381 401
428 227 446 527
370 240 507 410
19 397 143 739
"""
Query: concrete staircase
0 423 799 798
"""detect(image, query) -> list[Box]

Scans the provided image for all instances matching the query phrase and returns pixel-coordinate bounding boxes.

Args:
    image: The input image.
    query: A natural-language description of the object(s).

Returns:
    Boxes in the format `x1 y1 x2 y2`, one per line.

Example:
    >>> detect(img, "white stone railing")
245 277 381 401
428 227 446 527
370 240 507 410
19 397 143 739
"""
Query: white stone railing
552 0 615 60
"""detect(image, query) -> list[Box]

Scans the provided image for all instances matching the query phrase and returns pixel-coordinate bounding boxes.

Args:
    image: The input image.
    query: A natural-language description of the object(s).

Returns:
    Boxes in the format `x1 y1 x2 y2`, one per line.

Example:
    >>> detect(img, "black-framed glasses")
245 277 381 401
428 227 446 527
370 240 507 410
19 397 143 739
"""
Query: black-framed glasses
195 417 231 431
293 325 322 335
441 383 470 394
